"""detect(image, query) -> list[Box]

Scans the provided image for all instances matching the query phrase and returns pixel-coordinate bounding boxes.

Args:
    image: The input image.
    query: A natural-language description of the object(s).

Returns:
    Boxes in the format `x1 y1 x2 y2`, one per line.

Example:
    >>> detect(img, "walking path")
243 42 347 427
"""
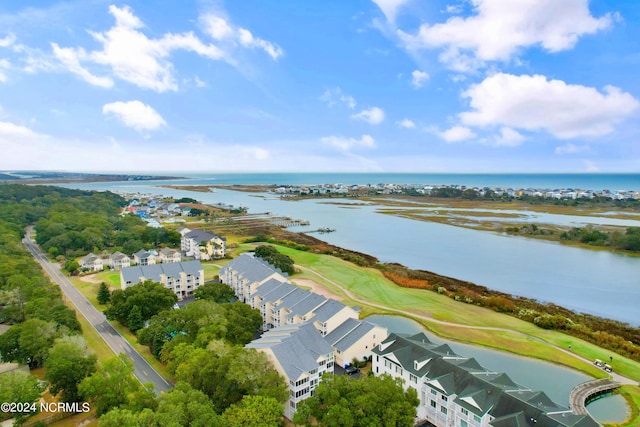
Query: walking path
295 264 637 389
569 378 621 415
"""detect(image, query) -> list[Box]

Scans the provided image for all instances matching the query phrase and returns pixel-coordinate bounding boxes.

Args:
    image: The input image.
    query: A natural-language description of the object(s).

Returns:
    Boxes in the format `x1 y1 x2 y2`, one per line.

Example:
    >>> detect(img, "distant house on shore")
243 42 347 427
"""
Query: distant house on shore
158 247 182 263
109 251 131 270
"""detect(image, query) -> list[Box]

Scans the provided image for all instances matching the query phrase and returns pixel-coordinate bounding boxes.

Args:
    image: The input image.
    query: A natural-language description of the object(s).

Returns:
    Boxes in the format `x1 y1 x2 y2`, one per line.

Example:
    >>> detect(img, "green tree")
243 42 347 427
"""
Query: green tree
0 371 45 425
44 335 97 403
223 395 283 427
127 305 144 332
221 302 262 345
254 245 294 275
293 374 419 427
193 282 235 303
105 280 177 327
97 282 111 305
64 259 80 274
79 354 156 416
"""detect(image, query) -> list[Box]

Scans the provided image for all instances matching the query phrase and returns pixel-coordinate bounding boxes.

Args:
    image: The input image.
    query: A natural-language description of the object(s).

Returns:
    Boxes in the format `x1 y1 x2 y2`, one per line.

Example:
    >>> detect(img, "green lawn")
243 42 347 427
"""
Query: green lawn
275 246 640 381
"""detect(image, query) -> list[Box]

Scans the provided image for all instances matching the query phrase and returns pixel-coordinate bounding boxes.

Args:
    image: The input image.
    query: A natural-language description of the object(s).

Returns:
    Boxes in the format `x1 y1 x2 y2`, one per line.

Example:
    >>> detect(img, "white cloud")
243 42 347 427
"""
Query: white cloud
398 0 612 71
51 43 114 88
492 127 525 147
372 0 412 23
321 134 376 152
397 118 416 129
351 107 385 124
320 87 356 109
459 73 639 139
0 34 16 47
411 69 429 88
102 100 166 132
201 13 283 60
0 120 48 140
438 125 476 142
555 143 590 154
53 5 225 92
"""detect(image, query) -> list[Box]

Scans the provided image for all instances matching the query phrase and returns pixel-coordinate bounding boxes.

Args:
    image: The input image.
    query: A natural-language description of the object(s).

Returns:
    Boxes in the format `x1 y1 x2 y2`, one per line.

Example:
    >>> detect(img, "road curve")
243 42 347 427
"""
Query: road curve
22 226 172 395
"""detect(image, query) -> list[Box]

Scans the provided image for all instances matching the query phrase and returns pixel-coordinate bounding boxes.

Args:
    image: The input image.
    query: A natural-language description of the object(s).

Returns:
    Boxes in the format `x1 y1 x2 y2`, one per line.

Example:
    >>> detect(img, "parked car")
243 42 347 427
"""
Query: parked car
345 366 360 375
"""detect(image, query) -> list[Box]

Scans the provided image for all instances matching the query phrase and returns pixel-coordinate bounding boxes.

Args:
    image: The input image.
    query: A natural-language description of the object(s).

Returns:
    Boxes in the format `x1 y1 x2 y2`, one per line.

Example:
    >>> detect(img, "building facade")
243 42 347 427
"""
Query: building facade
120 260 204 300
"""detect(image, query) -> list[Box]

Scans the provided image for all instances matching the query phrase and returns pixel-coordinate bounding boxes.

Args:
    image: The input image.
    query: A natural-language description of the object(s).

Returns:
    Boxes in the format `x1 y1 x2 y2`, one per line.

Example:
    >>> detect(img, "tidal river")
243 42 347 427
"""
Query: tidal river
63 180 640 325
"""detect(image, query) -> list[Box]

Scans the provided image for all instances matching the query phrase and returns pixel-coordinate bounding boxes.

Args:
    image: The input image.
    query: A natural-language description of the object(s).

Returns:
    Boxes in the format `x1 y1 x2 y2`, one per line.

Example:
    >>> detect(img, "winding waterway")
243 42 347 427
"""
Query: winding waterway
62 179 640 325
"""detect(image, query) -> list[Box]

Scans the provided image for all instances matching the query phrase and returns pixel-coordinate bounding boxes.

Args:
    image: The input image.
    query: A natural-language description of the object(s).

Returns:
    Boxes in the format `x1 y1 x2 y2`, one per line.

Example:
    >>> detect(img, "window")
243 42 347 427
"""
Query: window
430 400 437 408
473 415 481 423
410 374 417 384
460 421 468 427
440 406 448 415
440 395 448 402
460 407 468 415
431 389 437 395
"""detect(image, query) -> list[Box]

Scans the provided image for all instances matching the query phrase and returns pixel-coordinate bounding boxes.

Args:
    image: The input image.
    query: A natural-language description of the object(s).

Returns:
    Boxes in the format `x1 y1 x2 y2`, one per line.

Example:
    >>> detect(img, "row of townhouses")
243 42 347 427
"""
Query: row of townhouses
373 333 599 427
119 260 204 300
80 227 225 273
220 253 387 419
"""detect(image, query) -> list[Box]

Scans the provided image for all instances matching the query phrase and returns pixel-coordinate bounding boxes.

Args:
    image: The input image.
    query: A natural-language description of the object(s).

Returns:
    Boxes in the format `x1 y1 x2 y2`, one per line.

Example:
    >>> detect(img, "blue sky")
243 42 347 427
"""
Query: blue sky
0 0 639 173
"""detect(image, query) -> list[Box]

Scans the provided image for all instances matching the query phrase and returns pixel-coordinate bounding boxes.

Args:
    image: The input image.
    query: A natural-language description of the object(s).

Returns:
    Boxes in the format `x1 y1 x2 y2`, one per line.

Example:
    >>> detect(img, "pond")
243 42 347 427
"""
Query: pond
366 315 630 424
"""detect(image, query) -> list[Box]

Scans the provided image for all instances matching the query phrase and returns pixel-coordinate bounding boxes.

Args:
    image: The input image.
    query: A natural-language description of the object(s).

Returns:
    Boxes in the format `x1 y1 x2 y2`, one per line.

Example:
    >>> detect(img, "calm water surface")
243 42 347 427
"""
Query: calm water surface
61 181 640 325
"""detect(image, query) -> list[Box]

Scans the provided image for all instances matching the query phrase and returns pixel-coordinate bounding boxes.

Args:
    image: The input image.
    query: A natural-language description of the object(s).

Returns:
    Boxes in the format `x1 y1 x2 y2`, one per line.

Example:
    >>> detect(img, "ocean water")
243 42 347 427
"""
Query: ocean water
113 172 640 192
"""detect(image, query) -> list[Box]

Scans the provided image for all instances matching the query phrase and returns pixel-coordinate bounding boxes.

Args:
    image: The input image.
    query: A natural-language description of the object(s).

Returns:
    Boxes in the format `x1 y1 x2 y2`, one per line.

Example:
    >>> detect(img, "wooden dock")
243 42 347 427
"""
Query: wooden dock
569 378 620 416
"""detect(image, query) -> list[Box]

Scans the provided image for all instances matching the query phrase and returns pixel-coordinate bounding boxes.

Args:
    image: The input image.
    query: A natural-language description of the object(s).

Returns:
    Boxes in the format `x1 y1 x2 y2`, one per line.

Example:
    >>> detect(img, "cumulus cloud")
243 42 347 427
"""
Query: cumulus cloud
411 69 429 88
351 107 385 124
321 134 376 152
398 0 613 71
201 13 283 60
320 87 356 109
102 100 166 132
459 73 639 139
51 5 225 92
397 118 416 129
0 34 16 48
438 125 476 142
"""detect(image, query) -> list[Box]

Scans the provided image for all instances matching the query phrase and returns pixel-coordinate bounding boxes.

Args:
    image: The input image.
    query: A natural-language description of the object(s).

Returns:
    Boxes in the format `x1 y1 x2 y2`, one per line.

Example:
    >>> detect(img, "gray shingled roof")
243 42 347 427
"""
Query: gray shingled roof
246 323 332 381
286 293 327 319
110 251 129 261
312 299 347 323
259 282 297 306
121 260 203 285
373 333 590 427
221 253 288 284
325 318 377 352
185 229 225 243
133 249 152 259
249 277 289 299
274 288 310 310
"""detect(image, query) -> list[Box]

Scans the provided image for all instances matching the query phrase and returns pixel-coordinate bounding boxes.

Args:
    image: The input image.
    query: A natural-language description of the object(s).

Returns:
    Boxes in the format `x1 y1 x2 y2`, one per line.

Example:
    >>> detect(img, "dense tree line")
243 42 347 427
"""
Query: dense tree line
254 245 295 275
0 184 180 259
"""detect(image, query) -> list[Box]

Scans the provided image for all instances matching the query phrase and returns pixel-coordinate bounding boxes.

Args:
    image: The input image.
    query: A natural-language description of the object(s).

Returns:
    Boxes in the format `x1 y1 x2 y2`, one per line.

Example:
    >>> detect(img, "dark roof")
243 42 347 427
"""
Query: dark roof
325 319 379 352
185 229 225 243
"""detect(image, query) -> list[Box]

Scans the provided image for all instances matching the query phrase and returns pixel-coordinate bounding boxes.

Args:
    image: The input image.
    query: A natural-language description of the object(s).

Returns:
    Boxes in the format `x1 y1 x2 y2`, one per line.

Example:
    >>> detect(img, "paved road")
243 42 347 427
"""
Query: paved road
22 227 172 395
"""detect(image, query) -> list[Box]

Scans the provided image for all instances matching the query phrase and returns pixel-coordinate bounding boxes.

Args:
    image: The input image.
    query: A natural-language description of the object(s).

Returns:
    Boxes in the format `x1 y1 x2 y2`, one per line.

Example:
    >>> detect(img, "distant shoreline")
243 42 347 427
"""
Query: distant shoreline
0 171 185 184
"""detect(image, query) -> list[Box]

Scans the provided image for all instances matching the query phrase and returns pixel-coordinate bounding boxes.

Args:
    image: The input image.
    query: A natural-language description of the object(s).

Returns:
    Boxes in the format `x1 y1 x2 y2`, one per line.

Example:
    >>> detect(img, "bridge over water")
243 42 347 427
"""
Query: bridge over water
569 378 620 417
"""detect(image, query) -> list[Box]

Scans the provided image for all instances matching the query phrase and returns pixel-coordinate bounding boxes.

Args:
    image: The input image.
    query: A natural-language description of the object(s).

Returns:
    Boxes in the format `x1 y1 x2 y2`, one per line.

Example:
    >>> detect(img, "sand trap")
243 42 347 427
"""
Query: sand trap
291 278 343 301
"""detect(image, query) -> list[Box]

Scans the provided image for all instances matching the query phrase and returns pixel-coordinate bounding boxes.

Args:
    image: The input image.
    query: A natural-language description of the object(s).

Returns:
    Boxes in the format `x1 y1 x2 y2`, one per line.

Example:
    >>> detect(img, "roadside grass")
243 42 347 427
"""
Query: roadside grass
67 277 175 384
275 245 640 380
62 297 113 362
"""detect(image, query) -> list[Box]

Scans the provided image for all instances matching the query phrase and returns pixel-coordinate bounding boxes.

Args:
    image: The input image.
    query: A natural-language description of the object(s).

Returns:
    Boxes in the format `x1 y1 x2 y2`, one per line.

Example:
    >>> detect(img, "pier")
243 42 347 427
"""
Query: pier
569 378 620 416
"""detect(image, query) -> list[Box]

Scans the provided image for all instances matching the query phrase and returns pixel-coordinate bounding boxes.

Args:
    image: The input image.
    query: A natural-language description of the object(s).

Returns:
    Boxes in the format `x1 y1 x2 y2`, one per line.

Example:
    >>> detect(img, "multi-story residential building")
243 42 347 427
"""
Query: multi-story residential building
80 253 103 272
219 253 289 303
246 322 334 420
158 247 182 263
324 318 386 368
181 229 226 260
109 251 131 270
372 333 599 427
120 260 204 300
311 299 359 337
132 249 156 266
